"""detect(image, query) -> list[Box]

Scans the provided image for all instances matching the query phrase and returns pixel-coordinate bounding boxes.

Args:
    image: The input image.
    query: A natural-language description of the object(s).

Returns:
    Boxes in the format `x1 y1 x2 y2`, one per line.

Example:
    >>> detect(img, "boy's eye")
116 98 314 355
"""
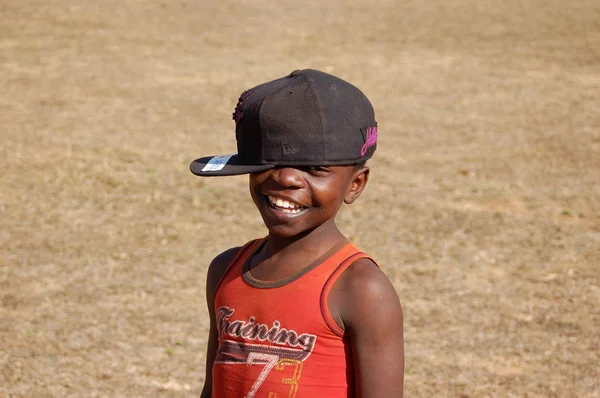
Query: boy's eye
306 166 328 173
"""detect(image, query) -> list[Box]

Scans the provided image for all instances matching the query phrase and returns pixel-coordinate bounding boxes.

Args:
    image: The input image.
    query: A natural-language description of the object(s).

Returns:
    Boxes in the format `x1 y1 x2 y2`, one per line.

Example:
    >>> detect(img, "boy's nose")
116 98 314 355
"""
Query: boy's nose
271 167 304 188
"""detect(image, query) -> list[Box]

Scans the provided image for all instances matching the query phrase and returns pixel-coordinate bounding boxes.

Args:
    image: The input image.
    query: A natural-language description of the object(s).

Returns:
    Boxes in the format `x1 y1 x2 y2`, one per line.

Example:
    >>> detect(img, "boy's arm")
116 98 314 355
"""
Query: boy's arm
330 257 404 397
200 247 241 398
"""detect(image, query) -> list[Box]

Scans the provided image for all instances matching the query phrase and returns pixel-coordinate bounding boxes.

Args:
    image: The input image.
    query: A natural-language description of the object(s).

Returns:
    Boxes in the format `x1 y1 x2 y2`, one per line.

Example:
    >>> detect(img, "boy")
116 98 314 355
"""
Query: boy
190 69 404 397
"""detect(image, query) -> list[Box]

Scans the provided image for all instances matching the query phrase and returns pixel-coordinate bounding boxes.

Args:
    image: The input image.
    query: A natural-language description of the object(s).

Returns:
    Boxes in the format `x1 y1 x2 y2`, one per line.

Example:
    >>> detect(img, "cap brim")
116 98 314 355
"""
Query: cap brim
190 154 276 177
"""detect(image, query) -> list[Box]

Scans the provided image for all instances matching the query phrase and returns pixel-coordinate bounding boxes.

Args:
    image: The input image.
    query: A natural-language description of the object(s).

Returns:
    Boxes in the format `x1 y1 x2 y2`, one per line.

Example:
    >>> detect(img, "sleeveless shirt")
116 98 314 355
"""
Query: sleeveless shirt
212 238 374 398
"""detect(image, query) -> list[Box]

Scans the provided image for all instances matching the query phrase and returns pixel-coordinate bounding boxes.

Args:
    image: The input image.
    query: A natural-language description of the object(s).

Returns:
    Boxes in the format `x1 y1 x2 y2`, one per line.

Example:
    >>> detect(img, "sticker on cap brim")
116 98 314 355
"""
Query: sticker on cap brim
201 154 234 172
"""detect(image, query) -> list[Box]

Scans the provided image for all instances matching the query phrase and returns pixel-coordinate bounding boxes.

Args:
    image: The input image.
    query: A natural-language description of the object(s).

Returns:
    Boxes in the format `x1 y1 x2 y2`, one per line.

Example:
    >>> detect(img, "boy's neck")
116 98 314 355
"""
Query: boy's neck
247 220 348 282
264 219 346 258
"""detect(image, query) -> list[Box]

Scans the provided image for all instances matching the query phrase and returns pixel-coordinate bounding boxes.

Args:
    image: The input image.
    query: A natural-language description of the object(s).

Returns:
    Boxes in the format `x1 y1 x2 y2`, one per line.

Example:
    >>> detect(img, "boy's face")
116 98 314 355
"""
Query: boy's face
249 165 369 238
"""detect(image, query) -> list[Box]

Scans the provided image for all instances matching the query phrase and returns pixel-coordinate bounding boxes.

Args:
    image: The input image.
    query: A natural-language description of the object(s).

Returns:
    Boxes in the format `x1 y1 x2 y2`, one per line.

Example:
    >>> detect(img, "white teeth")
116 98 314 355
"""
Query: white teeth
268 196 303 212
280 207 301 214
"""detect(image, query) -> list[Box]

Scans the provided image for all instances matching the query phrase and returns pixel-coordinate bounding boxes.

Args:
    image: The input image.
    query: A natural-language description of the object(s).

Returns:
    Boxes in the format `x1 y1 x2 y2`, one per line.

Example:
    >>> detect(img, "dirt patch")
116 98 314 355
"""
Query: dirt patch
1 0 599 396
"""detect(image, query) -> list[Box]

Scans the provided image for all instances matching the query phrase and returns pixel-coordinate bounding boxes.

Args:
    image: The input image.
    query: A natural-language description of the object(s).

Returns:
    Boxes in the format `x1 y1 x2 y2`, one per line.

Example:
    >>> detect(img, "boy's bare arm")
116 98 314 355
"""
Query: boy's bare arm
200 247 241 398
331 258 404 397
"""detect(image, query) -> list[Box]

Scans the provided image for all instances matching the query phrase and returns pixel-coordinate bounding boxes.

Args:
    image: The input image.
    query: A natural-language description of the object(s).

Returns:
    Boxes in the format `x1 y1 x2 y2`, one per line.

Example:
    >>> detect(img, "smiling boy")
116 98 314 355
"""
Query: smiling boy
191 69 404 397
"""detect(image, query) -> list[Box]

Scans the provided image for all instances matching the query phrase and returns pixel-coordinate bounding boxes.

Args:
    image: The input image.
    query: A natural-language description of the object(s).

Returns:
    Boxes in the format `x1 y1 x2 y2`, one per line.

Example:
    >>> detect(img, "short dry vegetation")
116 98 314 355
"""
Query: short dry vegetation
1 0 599 396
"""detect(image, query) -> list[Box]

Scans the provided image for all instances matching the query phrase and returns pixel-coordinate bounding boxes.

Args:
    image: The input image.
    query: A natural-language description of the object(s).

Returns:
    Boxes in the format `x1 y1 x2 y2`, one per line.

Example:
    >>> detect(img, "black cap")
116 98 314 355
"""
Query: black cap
190 69 378 177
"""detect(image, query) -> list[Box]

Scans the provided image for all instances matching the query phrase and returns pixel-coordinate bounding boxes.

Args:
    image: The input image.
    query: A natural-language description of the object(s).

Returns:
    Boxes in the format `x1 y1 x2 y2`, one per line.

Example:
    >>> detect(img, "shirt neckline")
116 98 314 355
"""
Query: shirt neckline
242 238 349 289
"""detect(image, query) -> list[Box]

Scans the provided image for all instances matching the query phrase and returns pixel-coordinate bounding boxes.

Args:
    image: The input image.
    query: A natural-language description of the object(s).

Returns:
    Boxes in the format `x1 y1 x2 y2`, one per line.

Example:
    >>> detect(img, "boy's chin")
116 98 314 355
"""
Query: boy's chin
264 220 337 240
262 220 320 240
264 224 306 239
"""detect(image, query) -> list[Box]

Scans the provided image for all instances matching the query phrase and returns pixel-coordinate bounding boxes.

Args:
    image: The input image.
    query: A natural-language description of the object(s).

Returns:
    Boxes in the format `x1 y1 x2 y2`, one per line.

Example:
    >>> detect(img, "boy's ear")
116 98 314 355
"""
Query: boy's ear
344 166 370 204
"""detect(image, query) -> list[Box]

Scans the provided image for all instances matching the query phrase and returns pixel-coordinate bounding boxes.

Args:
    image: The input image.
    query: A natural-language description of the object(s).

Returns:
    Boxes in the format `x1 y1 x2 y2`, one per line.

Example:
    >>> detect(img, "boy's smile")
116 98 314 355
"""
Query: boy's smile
266 195 308 215
249 165 368 238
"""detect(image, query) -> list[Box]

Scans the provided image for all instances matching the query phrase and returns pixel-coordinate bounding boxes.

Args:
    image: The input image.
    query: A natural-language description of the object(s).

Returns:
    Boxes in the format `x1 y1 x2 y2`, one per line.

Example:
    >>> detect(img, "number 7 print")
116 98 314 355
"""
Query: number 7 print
244 353 304 398
215 340 309 397
244 353 279 398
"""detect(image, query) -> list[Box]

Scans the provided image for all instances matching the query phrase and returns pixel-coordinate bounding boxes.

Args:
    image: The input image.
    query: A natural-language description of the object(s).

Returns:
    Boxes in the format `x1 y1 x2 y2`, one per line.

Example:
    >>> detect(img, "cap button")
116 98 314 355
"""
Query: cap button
289 70 301 77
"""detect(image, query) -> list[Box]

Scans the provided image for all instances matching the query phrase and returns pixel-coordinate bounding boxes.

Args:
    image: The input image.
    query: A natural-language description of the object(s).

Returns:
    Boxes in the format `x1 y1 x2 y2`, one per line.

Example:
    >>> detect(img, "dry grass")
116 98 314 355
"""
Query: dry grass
1 0 599 396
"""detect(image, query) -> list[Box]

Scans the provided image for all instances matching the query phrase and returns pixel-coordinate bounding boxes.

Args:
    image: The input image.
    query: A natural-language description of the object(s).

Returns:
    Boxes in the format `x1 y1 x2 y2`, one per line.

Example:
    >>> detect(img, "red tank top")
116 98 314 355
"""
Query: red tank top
212 238 373 398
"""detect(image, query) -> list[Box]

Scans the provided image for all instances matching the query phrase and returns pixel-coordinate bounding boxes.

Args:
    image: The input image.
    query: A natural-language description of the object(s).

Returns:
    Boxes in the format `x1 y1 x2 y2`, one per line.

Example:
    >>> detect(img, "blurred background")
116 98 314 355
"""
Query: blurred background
1 0 599 396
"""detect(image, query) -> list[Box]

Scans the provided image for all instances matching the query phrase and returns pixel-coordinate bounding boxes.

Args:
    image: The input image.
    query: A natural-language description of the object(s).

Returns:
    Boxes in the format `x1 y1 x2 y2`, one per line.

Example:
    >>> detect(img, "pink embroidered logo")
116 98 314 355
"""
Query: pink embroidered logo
232 89 254 124
360 126 378 156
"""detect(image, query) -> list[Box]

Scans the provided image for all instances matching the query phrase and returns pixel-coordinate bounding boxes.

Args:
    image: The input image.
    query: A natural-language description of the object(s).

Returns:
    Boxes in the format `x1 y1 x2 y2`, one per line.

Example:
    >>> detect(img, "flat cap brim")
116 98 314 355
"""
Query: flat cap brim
190 154 276 177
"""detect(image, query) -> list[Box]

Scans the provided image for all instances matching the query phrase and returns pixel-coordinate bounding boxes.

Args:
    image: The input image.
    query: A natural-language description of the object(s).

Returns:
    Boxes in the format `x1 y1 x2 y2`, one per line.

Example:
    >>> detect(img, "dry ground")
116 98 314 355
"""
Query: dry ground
1 0 599 396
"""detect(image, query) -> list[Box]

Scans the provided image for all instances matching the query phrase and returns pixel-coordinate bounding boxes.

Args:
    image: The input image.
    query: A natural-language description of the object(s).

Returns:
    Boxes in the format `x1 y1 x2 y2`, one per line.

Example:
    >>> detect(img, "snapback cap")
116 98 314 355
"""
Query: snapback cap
190 69 378 177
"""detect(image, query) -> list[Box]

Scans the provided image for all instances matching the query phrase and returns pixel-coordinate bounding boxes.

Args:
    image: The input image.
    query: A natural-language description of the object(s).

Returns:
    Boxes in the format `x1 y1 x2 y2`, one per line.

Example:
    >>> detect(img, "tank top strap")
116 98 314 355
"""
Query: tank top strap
214 238 265 296
320 245 379 337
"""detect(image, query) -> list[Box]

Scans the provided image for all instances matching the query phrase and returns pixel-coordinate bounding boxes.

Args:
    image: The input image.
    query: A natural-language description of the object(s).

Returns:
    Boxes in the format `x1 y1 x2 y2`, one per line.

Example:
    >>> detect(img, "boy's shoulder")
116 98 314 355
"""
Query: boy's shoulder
334 255 394 301
207 237 263 277
206 245 243 299
209 246 243 269
329 254 402 332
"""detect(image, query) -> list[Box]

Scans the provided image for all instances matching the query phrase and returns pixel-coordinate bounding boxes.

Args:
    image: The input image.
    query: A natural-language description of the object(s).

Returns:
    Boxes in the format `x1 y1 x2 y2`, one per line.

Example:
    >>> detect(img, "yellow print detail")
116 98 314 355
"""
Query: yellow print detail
267 359 303 398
